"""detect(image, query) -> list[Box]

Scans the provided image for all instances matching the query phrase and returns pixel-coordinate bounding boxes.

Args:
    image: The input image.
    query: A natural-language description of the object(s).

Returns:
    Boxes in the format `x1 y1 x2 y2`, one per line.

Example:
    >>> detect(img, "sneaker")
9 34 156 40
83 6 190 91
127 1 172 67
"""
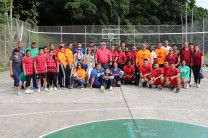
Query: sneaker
24 89 31 94
53 87 57 91
101 85 105 93
28 89 34 93
21 85 25 89
196 84 200 88
45 88 49 91
175 88 180 93
15 91 22 96
184 83 189 89
109 86 113 91
158 85 162 91
37 89 40 93
142 82 147 87
192 83 197 87
49 87 53 91
69 85 73 89
80 85 84 89
149 84 152 88
170 86 176 91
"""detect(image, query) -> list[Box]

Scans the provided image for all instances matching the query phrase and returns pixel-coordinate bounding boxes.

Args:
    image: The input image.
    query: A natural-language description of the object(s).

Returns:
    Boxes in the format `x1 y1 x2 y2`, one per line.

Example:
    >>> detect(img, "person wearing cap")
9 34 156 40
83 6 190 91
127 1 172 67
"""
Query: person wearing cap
149 45 157 65
9 48 22 95
26 41 39 89
73 42 85 54
165 48 180 66
95 42 112 69
136 43 152 67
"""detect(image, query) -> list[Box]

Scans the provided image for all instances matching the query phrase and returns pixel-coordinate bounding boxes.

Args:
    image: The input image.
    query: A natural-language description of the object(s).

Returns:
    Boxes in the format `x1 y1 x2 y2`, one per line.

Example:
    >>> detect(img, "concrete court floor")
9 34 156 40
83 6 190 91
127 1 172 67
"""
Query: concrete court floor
0 70 208 138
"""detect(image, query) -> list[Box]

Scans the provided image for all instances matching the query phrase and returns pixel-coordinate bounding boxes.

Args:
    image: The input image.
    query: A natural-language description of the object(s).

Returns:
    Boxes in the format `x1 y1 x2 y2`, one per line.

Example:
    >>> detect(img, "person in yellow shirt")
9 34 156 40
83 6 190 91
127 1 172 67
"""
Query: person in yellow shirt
65 43 74 87
57 46 68 88
136 43 152 66
154 42 168 67
70 62 86 89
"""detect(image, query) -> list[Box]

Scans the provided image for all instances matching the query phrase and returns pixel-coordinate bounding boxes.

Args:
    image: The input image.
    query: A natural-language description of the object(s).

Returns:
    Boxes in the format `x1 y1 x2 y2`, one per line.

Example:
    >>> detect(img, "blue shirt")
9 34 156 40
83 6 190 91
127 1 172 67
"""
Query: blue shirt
12 48 25 58
110 68 121 75
84 64 88 70
74 48 85 54
101 73 112 83
89 68 105 81
10 55 22 71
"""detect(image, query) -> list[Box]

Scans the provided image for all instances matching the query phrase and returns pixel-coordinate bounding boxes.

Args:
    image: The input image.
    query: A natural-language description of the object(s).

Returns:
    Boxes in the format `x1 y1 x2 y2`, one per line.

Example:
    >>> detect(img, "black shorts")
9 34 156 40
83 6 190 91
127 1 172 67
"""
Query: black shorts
36 73 47 79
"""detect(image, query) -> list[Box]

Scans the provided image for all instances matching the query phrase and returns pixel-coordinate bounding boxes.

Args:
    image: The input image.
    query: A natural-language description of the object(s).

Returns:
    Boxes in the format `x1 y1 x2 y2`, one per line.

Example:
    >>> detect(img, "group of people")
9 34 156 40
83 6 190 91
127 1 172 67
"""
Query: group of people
9 40 204 95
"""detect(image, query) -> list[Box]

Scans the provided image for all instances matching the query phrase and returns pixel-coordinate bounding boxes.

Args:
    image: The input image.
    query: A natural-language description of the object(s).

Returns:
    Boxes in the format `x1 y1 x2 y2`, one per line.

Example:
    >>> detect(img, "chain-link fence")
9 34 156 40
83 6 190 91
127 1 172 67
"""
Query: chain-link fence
1 18 208 68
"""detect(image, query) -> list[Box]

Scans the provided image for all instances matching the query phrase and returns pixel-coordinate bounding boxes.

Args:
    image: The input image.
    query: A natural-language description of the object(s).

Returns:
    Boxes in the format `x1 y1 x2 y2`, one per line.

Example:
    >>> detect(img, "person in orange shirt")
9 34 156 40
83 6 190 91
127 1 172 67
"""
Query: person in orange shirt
70 62 86 89
65 42 74 87
57 46 68 88
154 42 168 67
136 43 152 66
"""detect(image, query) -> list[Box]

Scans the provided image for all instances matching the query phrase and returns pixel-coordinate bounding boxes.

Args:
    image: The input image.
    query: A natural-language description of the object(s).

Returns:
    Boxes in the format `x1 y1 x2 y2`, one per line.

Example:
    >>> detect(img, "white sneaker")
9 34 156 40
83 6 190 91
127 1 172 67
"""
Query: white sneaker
109 86 113 91
15 91 22 96
28 89 34 93
45 88 49 91
37 89 40 92
101 86 105 93
49 87 53 91
53 87 57 91
184 83 189 89
196 84 200 88
24 89 31 94
192 83 196 87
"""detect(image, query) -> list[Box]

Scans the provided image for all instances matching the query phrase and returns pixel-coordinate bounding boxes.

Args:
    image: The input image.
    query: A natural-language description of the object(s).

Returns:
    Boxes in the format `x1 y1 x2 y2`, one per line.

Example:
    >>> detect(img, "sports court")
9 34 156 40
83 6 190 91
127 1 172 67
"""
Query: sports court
0 68 208 138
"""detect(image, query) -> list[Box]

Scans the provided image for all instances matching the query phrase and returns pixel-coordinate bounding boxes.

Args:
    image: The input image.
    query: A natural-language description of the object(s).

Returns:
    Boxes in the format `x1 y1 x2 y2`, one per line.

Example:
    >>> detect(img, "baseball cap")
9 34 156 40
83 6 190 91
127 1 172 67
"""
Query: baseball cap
31 41 36 44
169 48 173 51
132 46 137 49
60 41 64 44
101 42 106 45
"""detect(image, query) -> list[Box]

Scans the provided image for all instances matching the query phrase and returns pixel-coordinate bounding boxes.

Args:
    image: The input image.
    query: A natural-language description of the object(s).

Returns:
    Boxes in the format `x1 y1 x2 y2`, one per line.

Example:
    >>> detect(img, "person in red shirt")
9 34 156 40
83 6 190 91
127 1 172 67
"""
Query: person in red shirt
43 46 49 56
122 60 136 84
165 48 180 66
46 49 59 91
149 62 164 90
110 45 118 68
34 47 48 92
192 45 204 88
140 59 152 87
125 47 131 63
178 41 193 86
22 50 34 94
165 63 181 93
95 42 112 69
117 46 126 70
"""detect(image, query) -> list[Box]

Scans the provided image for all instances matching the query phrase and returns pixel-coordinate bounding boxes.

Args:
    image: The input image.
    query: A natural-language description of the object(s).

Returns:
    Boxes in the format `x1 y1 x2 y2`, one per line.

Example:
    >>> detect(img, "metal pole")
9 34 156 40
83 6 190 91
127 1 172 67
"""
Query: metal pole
158 25 160 42
4 23 7 67
10 0 13 40
61 26 63 41
191 8 193 42
181 14 184 46
118 17 120 46
185 1 188 41
85 25 87 49
202 18 205 52
134 25 135 46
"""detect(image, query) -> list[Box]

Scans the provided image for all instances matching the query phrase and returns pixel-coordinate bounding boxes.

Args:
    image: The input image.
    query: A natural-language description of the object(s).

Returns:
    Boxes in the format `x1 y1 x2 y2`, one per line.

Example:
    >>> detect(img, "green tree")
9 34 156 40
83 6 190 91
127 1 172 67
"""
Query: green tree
0 0 11 23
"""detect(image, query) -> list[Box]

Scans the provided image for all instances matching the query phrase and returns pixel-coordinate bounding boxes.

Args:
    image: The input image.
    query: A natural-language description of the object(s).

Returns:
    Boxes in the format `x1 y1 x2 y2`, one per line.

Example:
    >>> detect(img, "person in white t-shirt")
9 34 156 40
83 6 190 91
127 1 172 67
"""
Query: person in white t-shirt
149 45 157 64
162 40 171 53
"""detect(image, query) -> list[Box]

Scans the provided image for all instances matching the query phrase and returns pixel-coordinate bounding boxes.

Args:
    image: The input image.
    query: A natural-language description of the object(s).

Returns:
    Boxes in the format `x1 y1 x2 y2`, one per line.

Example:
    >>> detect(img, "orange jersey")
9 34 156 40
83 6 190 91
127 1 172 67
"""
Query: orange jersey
72 68 86 79
154 48 168 64
57 52 68 66
136 50 152 66
65 48 74 65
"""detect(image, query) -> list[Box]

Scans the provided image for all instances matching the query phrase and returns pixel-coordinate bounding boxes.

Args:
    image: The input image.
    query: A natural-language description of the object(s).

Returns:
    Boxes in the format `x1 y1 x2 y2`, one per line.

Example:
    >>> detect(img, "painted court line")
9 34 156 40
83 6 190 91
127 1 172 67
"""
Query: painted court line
1 107 208 118
38 118 208 138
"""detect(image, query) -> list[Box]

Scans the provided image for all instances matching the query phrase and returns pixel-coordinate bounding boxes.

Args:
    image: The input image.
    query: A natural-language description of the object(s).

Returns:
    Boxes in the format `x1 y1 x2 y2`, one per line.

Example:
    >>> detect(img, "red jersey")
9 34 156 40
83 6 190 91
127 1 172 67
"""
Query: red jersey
151 68 164 77
166 68 180 77
166 54 178 64
193 51 204 66
117 52 126 63
179 48 192 66
123 65 135 75
139 65 152 75
46 56 58 72
163 66 170 76
22 56 34 75
125 51 131 61
110 51 118 62
34 55 46 74
131 51 137 65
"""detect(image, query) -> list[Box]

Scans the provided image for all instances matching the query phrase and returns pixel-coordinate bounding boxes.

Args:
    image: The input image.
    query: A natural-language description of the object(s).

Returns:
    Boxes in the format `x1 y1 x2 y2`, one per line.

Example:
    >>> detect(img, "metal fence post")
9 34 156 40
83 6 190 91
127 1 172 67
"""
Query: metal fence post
158 25 160 42
134 25 136 46
85 25 87 49
202 18 205 52
4 23 7 67
61 26 63 41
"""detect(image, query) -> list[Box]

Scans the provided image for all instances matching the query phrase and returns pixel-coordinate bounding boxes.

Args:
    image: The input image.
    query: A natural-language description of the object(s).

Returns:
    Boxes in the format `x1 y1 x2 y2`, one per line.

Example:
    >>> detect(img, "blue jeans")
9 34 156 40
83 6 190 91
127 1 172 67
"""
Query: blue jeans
13 70 21 87
70 76 84 86
33 74 37 88
93 80 101 88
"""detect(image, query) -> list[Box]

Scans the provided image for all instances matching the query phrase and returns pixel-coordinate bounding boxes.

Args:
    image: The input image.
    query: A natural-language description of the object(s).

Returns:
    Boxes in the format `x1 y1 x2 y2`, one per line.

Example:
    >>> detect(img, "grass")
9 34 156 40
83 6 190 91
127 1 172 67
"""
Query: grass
0 67 9 72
